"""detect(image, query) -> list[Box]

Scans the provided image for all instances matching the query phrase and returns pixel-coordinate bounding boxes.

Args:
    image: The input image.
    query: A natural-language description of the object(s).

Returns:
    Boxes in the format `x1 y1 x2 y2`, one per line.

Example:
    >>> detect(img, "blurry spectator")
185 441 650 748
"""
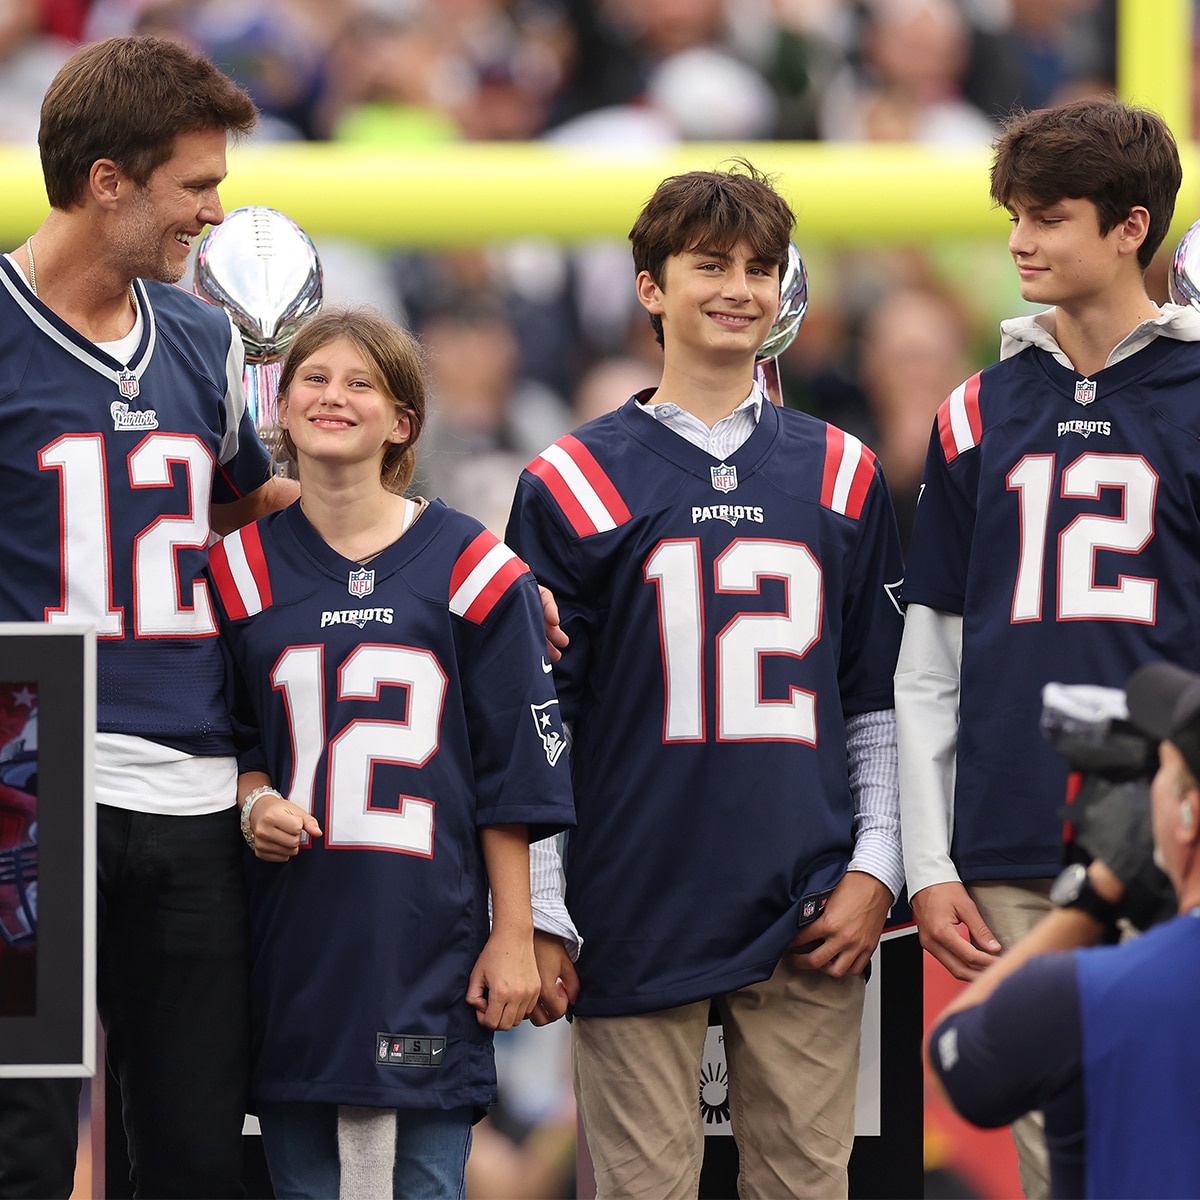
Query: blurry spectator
127 0 339 140
857 285 976 551
325 0 570 144
820 0 997 143
646 45 778 139
549 0 785 137
962 0 1116 119
323 10 465 144
82 0 168 41
415 297 569 533
0 0 73 143
754 0 854 140
570 355 660 427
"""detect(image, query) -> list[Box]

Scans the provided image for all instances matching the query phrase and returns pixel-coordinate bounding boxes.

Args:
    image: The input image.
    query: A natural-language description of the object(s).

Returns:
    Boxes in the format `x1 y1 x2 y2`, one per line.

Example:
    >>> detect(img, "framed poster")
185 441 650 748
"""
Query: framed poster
0 623 95 1077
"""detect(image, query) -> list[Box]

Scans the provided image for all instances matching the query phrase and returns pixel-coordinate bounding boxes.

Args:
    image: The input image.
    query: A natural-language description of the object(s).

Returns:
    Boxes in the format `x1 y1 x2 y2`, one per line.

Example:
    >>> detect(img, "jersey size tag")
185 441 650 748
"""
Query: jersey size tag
798 886 835 928
1074 378 1097 406
376 1033 446 1069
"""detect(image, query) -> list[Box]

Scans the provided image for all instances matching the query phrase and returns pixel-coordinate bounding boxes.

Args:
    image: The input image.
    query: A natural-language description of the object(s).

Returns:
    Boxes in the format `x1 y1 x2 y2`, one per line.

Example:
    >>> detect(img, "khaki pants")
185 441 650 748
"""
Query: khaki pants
572 959 865 1200
967 879 1054 1200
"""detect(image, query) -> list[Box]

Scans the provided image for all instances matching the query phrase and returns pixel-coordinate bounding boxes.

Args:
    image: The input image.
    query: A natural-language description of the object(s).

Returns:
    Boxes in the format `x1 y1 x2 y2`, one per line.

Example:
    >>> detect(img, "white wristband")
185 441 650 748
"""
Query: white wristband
240 784 282 849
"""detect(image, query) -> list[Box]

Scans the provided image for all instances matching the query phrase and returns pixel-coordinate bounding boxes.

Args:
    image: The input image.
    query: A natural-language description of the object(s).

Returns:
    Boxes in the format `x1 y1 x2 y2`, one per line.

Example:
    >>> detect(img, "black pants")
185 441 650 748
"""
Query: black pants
0 806 249 1199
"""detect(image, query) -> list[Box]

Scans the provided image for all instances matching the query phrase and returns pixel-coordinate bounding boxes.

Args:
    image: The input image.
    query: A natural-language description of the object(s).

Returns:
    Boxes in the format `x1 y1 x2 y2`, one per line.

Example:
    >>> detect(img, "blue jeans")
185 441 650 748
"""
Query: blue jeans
257 1101 473 1200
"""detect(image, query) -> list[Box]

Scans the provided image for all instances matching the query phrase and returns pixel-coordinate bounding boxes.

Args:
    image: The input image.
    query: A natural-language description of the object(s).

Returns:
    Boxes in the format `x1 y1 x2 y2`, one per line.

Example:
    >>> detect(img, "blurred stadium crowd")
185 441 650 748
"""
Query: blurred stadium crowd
0 0 1129 552
0 1 1139 1197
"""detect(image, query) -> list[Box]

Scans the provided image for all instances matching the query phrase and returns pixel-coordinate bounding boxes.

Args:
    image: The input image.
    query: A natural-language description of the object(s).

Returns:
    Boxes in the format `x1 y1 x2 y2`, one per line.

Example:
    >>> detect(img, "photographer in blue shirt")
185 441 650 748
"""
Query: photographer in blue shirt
929 661 1200 1199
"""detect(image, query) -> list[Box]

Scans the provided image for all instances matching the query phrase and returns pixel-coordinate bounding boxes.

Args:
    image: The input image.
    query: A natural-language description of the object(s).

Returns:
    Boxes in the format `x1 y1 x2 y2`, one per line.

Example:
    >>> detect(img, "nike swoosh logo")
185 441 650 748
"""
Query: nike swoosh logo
431 1047 443 1056
541 657 553 673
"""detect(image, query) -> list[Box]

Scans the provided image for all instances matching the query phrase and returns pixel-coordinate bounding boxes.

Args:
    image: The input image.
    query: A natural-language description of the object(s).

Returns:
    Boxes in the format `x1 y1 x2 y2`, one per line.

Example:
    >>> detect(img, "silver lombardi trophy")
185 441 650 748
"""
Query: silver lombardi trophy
1169 218 1200 309
193 206 323 440
755 241 809 406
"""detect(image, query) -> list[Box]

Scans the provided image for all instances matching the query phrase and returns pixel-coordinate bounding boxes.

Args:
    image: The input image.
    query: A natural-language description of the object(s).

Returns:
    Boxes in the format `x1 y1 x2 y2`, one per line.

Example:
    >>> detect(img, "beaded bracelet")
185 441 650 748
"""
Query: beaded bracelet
240 784 283 849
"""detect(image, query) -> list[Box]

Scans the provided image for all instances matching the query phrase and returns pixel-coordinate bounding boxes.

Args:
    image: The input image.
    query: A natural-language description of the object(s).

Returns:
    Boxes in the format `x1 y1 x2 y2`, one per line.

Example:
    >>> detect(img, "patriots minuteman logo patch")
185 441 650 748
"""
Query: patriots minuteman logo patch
710 463 738 492
530 699 567 766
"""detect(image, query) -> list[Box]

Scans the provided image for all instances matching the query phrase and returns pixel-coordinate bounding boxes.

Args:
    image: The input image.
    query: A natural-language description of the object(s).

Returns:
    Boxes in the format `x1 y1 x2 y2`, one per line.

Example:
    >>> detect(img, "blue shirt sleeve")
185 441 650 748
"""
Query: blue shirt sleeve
929 951 1085 1198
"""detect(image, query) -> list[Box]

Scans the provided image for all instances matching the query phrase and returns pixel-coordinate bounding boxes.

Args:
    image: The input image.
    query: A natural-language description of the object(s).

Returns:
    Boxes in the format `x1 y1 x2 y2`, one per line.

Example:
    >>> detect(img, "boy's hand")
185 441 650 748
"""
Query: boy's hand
785 871 892 977
911 881 1002 980
529 931 580 1025
251 795 323 862
467 930 539 1031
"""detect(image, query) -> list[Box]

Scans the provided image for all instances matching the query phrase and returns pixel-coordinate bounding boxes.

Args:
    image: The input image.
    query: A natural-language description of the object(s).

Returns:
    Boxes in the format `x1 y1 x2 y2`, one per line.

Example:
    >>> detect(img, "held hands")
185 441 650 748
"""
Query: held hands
467 928 540 1031
529 931 580 1026
786 871 894 978
250 793 323 862
911 881 1002 981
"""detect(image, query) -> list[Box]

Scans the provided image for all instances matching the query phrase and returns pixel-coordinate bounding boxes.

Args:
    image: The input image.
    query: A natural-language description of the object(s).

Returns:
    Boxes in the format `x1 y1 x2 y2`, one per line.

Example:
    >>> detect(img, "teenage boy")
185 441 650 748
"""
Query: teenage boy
0 36 298 1199
896 97 1200 1197
507 162 905 1199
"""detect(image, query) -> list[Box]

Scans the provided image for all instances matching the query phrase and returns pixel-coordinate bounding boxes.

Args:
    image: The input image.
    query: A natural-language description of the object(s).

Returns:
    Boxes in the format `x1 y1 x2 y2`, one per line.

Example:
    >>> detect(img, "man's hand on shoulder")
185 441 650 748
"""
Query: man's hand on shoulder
912 881 1002 981
211 474 299 537
538 586 568 662
785 871 893 978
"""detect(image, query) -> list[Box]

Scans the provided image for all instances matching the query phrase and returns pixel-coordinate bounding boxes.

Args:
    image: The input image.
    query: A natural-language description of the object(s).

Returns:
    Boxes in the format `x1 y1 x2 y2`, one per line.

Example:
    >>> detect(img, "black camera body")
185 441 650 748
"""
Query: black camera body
1040 682 1175 932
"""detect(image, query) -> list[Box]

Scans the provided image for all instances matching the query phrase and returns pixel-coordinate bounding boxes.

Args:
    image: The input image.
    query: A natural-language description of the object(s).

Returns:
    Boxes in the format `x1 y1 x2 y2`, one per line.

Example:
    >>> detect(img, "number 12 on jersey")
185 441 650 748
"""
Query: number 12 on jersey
644 537 822 745
1006 451 1157 624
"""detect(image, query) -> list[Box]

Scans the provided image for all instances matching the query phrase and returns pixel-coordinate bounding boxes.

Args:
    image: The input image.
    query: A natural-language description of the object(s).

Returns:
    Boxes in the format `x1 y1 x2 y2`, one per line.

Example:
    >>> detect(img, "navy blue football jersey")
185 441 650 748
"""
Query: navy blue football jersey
209 499 575 1110
0 257 271 755
903 337 1200 881
506 396 904 1016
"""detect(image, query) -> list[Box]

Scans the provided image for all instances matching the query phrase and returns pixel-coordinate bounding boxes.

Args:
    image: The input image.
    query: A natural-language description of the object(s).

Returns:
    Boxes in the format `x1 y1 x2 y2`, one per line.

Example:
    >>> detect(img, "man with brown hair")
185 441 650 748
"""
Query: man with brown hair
508 162 905 1198
0 35 296 1198
897 96 1200 1197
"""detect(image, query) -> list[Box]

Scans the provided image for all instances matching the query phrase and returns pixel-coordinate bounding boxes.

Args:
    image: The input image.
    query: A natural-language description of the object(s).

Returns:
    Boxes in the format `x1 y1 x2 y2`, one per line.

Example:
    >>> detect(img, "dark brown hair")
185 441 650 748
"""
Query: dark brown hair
39 35 258 209
276 308 427 495
629 159 795 346
990 97 1181 270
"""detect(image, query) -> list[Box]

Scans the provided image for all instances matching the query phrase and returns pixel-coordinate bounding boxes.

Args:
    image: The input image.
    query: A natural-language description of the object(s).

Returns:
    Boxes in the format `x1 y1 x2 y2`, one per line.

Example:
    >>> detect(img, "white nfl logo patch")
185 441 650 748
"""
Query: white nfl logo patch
348 568 375 597
118 370 139 399
710 463 738 492
1074 378 1097 406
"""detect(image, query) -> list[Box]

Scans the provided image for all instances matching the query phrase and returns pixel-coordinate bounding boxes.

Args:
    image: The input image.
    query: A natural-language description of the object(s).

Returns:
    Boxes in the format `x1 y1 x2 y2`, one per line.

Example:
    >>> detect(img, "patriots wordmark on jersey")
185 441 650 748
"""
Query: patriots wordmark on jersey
209 500 574 1109
507 396 905 1016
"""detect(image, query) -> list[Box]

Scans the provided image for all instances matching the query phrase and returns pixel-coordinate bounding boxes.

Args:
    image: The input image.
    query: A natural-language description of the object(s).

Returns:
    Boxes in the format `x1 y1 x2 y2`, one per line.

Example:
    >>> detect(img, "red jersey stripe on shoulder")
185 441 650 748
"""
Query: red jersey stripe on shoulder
208 523 272 619
937 373 983 463
450 530 530 624
820 425 877 519
527 435 630 537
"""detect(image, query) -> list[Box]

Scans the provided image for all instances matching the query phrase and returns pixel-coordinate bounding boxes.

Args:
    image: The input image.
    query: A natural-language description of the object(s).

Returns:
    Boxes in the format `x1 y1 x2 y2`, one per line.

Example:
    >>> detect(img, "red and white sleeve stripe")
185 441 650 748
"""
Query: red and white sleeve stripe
208 523 273 619
527 434 631 537
820 425 877 520
937 373 983 463
450 530 529 624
